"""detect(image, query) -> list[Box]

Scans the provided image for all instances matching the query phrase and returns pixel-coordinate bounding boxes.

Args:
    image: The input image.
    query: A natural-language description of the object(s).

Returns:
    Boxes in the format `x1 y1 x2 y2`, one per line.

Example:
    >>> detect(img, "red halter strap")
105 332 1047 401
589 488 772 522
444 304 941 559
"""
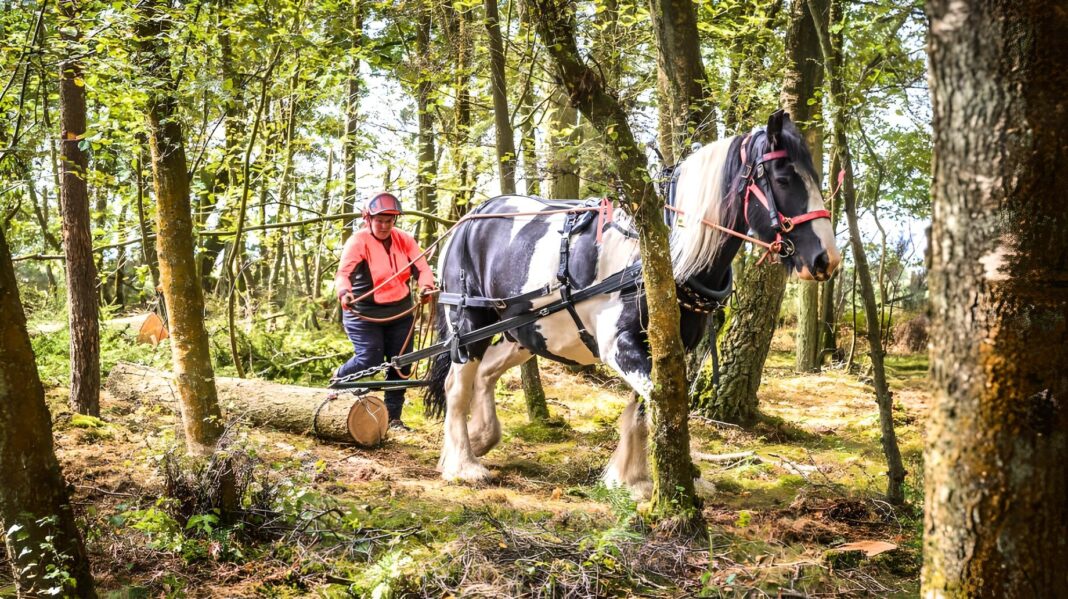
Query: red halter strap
737 134 831 235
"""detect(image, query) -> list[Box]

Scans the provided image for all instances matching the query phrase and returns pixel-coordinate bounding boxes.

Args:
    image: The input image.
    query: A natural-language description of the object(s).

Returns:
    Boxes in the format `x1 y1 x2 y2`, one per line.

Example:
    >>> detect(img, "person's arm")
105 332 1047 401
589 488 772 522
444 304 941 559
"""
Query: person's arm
400 233 436 301
334 235 364 308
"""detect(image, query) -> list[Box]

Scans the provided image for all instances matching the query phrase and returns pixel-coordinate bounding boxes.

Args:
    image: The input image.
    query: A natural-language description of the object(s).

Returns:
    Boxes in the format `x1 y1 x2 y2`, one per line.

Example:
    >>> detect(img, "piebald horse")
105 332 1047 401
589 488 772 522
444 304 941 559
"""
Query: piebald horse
424 111 840 495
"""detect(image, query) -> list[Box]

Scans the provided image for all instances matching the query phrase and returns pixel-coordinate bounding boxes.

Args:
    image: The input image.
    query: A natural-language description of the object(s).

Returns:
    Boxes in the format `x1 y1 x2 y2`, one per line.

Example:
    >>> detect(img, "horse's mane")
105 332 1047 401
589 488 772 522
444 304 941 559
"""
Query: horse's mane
669 136 739 282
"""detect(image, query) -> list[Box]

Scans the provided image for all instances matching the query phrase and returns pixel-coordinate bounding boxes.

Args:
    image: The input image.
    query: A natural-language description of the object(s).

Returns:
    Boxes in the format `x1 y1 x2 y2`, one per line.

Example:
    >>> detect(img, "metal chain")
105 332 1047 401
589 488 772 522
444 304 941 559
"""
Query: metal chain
331 361 394 384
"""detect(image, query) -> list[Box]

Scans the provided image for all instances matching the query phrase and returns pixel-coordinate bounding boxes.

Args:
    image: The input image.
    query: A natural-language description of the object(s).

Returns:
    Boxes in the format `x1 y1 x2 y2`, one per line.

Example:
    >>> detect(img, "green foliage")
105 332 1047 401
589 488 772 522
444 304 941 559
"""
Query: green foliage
5 516 78 597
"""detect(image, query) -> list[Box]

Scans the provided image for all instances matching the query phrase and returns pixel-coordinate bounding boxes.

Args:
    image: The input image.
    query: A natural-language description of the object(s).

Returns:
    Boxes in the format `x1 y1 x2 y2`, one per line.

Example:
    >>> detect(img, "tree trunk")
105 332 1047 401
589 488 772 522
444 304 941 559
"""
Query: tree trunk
0 212 97 598
811 0 904 504
486 0 550 420
139 0 226 457
59 0 100 417
416 5 438 248
107 363 380 444
112 204 128 307
342 0 363 243
923 0 1068 595
531 0 701 532
785 0 826 373
135 136 161 293
819 150 843 357
448 3 474 220
548 85 580 199
695 0 820 418
648 0 716 154
226 50 278 378
23 156 60 290
695 255 786 423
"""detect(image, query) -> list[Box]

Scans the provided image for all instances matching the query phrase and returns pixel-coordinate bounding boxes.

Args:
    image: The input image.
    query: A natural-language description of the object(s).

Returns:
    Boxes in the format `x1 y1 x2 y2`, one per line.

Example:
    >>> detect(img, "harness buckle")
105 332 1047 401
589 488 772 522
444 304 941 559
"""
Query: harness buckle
777 238 796 258
780 217 794 233
740 164 753 180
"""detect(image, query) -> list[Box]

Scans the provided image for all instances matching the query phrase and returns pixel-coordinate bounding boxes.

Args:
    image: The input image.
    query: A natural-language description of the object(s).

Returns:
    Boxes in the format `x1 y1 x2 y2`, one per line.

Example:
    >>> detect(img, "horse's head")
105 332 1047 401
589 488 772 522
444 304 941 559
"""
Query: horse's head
743 110 841 281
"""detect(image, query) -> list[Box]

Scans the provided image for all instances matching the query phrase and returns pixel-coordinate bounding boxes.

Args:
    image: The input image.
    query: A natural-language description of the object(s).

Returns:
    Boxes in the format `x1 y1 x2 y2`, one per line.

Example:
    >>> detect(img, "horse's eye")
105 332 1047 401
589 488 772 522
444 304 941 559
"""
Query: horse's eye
775 176 791 186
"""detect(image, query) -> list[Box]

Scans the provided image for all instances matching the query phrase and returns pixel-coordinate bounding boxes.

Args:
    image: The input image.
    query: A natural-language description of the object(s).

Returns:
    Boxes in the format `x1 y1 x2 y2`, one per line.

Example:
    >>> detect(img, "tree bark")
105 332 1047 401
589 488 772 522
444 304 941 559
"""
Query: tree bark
695 255 786 424
530 0 701 532
447 2 474 220
416 4 438 248
812 0 904 504
106 364 378 444
648 0 716 154
134 136 161 293
548 85 580 199
486 0 550 420
0 214 96 598
820 149 843 356
785 0 826 373
59 0 100 417
139 0 226 457
923 0 1068 595
342 0 363 243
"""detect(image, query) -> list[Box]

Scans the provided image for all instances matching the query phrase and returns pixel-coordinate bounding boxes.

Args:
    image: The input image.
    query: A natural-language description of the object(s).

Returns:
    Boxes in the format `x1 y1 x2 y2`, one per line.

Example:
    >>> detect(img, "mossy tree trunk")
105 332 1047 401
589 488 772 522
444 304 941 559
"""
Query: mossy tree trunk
530 0 701 532
786 0 827 374
0 219 97 598
694 255 786 424
811 0 904 504
485 0 550 421
59 0 100 417
416 4 437 248
923 0 1068 594
139 0 227 458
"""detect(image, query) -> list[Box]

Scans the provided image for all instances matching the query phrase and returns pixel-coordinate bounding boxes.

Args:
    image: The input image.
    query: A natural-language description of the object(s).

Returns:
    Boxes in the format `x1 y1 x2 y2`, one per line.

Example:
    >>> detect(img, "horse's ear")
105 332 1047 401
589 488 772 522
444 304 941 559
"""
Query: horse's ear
766 109 787 147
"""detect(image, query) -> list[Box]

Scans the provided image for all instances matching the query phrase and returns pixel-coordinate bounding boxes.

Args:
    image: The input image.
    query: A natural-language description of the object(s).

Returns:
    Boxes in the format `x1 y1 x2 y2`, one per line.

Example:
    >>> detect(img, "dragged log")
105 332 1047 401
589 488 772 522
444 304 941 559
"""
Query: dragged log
105 362 388 445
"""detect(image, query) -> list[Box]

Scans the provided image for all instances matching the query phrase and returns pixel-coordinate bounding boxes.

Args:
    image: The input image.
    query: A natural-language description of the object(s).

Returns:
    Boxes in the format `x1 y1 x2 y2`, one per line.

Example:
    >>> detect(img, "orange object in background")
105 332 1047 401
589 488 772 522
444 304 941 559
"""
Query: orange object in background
137 312 169 346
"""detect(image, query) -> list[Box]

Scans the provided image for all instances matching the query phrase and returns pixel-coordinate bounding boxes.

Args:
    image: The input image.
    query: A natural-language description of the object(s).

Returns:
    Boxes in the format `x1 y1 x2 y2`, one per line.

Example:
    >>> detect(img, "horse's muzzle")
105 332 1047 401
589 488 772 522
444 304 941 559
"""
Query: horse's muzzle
798 248 841 281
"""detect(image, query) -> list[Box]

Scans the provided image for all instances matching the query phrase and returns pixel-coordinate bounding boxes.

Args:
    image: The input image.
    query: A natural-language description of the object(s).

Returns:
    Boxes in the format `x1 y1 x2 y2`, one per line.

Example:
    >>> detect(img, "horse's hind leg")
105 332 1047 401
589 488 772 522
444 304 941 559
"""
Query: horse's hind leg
438 359 492 483
603 396 652 500
469 340 531 457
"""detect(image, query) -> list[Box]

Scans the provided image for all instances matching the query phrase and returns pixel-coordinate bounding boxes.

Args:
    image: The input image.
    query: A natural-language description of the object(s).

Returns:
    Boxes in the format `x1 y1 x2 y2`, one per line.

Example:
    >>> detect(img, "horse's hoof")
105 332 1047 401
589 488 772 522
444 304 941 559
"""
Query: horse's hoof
441 462 493 484
469 436 501 457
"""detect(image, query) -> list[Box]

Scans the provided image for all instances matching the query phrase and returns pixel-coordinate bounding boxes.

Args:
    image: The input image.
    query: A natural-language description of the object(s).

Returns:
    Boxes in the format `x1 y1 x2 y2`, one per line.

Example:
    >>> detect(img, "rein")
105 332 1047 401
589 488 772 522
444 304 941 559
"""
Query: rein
348 129 838 324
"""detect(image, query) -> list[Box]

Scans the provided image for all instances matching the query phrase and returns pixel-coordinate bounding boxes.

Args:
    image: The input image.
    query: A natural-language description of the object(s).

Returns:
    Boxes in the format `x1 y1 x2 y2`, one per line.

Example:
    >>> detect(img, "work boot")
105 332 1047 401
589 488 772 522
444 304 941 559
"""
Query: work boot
328 366 343 389
388 419 411 432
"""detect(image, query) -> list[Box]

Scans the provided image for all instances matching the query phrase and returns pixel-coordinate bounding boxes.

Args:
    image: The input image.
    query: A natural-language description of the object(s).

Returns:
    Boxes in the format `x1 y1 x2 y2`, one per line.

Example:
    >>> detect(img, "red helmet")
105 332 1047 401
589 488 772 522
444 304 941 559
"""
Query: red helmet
365 192 402 217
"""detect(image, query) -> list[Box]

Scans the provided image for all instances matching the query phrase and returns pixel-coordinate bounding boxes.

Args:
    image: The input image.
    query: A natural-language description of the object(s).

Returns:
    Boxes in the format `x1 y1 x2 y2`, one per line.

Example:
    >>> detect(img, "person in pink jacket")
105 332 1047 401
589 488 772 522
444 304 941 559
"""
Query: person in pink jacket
332 192 435 430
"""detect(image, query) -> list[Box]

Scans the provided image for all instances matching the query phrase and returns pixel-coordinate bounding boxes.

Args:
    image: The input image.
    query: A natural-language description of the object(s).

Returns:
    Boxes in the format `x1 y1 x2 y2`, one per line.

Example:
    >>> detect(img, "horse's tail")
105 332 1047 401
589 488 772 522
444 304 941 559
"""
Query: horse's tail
422 307 451 420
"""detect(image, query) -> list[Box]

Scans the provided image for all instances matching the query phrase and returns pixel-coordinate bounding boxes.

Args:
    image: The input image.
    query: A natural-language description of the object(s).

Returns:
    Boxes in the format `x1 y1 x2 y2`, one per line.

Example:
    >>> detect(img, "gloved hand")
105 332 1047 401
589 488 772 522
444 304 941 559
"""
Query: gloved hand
339 291 356 310
419 286 437 305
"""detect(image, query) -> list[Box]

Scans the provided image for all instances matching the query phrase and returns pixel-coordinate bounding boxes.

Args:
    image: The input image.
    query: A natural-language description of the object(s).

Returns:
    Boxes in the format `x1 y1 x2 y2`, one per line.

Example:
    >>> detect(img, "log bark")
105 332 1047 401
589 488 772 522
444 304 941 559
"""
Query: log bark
106 363 379 444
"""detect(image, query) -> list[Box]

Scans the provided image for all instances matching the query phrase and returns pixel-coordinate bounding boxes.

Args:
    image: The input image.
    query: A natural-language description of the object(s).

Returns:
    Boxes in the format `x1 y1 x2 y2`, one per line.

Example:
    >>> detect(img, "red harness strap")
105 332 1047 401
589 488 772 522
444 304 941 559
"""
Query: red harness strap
737 133 832 264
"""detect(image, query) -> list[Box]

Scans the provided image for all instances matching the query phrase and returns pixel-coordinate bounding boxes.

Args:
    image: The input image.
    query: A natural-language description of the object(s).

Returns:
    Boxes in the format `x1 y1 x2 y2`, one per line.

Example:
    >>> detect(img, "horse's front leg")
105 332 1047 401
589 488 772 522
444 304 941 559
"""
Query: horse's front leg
438 359 492 483
468 340 531 457
601 331 654 499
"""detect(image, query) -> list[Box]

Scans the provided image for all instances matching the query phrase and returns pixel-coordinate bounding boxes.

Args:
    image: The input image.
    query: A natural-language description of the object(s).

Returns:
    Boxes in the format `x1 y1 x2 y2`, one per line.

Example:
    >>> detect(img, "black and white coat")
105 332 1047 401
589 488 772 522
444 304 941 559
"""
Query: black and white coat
425 112 840 495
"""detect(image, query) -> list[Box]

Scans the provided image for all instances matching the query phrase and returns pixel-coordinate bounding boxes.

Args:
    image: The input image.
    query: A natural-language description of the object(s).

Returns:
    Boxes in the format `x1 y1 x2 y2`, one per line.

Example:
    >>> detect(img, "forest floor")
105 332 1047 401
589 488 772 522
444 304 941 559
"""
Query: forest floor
10 314 928 598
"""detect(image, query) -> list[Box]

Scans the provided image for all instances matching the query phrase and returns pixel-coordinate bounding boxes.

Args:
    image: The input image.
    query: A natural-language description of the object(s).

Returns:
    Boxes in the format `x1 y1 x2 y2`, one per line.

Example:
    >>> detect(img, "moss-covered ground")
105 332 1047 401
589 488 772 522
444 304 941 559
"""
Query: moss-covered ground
16 305 928 597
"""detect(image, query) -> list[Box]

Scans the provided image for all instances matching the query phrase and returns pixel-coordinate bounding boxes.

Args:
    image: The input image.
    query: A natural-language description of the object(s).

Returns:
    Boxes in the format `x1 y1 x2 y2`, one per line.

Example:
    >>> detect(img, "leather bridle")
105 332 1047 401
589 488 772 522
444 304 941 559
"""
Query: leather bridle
737 132 831 260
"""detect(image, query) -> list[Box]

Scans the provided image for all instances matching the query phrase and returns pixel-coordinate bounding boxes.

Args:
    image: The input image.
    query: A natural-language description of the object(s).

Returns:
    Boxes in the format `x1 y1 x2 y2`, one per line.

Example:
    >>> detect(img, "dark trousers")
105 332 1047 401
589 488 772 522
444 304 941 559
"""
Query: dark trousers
337 312 414 420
